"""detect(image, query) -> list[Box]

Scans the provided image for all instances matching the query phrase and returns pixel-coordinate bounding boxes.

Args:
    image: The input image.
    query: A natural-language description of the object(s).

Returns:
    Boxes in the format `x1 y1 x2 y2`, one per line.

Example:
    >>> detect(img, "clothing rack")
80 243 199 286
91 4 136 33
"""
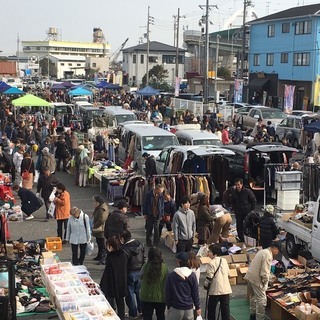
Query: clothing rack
153 173 211 177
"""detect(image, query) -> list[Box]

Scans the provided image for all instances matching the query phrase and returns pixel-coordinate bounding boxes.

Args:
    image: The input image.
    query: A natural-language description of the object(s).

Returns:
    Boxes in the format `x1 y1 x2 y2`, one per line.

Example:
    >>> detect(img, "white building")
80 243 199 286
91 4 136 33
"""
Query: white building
122 41 186 87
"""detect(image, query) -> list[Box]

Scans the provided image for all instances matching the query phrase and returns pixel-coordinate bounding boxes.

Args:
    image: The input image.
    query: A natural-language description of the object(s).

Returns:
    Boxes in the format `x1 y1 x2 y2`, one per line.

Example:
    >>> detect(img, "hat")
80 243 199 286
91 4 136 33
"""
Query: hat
176 252 189 263
142 152 149 158
270 241 282 252
117 200 129 209
78 145 85 150
265 204 275 215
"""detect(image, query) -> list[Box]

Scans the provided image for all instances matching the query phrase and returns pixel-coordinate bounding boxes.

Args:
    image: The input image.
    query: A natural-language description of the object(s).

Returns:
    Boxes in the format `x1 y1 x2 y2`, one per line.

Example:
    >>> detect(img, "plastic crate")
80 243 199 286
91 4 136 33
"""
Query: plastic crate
275 171 302 182
275 181 301 191
46 237 62 251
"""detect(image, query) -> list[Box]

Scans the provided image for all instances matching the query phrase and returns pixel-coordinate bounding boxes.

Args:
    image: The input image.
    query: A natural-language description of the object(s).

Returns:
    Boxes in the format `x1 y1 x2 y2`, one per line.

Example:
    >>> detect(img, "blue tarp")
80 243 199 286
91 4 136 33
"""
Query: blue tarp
3 87 25 95
68 87 92 96
136 85 160 96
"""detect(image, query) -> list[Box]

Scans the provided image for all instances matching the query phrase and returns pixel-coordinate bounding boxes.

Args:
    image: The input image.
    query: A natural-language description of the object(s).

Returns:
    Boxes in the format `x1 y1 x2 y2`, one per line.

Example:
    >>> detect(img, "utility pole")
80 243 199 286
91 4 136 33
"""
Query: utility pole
17 33 20 78
240 0 251 80
146 6 154 86
199 1 218 104
215 34 221 93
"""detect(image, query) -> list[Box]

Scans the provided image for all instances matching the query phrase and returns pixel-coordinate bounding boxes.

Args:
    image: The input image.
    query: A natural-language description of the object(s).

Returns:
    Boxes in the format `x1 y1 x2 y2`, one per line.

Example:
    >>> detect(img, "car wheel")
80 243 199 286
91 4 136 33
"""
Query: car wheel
274 135 280 142
286 233 299 258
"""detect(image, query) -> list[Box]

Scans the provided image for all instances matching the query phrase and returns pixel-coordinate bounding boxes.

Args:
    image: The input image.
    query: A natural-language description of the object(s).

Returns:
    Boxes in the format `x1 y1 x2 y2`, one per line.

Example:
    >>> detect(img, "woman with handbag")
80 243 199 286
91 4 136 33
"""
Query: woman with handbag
66 206 91 265
21 152 35 190
91 195 109 262
205 244 232 320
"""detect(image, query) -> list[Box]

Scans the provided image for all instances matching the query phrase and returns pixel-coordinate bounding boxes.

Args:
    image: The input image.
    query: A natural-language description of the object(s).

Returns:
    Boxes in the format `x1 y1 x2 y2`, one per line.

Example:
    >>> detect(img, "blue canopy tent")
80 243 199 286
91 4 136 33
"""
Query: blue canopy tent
60 81 74 89
0 82 11 93
51 83 67 91
3 87 25 95
97 81 122 90
68 87 92 96
136 85 160 96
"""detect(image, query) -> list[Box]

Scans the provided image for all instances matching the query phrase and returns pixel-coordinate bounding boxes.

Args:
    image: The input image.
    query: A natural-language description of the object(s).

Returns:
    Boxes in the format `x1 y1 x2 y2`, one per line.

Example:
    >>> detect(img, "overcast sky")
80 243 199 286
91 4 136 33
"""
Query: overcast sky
1 0 317 56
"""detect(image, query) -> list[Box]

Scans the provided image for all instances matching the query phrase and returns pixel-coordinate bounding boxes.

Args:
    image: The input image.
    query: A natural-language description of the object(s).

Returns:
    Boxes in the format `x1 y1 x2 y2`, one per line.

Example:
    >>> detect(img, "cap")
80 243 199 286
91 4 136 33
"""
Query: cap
142 152 149 158
117 200 129 209
265 204 275 215
270 241 282 252
176 252 189 263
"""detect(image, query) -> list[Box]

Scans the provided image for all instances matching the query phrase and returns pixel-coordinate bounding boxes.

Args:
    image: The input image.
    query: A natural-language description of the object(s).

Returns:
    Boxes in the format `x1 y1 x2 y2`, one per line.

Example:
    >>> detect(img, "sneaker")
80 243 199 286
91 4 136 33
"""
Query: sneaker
25 215 34 220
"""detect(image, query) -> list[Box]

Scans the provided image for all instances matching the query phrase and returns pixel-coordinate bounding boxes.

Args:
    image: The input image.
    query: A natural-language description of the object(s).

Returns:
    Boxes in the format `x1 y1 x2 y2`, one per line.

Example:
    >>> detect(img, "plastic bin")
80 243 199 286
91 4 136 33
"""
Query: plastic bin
275 181 301 191
275 171 302 182
46 237 62 251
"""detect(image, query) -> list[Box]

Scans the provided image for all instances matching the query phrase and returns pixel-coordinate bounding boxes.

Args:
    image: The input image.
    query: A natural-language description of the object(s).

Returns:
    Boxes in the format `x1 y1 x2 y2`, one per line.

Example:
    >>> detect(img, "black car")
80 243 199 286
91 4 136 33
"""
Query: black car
223 143 297 192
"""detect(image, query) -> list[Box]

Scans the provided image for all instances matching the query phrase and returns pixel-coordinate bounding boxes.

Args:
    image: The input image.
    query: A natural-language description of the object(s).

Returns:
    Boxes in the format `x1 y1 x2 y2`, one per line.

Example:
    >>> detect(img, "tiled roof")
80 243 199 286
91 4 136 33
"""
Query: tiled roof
122 41 186 53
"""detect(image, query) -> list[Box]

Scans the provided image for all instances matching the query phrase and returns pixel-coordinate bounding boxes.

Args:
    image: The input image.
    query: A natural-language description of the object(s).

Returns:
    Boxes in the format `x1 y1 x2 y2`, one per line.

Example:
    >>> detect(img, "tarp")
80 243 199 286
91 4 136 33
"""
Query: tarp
12 94 51 107
68 87 92 96
3 87 25 95
0 82 11 93
51 84 67 91
136 85 160 96
97 81 122 90
304 120 320 133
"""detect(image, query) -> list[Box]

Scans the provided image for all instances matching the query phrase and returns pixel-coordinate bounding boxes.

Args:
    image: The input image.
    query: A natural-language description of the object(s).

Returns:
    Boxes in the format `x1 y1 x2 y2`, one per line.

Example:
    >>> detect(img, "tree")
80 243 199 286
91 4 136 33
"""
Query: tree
218 66 231 79
142 64 169 89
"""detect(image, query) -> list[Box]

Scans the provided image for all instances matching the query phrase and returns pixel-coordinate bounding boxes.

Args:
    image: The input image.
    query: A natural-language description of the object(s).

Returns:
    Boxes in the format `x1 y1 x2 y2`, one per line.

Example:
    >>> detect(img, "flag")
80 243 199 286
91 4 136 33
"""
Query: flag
284 85 295 114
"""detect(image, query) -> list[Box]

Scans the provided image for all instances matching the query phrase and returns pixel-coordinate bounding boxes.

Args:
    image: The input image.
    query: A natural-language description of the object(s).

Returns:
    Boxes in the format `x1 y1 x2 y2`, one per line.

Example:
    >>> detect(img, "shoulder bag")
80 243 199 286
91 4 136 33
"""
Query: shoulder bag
203 257 222 291
22 160 32 180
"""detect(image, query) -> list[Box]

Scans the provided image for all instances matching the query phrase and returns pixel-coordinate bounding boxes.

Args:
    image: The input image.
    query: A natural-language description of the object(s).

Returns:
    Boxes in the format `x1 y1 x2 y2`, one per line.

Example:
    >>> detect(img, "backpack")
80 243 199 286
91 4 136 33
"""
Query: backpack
243 211 260 240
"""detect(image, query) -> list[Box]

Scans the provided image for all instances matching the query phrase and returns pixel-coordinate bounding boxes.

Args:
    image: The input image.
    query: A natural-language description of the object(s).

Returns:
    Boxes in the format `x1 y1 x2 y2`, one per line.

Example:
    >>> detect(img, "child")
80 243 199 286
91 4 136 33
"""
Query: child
159 192 176 235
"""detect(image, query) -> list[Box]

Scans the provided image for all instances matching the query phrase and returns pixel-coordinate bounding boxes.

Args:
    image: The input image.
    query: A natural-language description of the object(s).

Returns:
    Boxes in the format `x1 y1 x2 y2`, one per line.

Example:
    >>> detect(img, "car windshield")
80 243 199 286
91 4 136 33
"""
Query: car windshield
193 139 222 146
115 114 136 124
261 110 285 119
142 136 178 151
55 106 73 114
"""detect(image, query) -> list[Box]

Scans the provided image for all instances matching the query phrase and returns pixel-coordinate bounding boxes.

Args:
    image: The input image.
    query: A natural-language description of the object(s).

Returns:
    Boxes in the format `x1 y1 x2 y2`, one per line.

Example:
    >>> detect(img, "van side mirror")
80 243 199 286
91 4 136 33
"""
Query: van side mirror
156 156 161 161
253 115 260 119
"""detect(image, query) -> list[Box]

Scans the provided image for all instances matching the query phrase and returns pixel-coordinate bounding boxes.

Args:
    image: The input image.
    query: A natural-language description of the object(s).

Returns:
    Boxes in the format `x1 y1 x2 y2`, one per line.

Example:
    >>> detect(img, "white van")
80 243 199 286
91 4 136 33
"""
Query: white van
118 123 179 173
175 130 222 146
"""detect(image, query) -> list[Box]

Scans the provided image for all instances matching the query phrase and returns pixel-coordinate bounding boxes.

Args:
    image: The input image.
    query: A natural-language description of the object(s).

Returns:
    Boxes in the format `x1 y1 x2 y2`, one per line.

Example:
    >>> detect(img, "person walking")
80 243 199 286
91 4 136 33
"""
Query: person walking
245 241 281 320
36 167 59 221
230 178 256 242
165 252 201 320
39 147 56 174
206 244 232 320
100 236 128 320
259 205 279 249
172 196 196 253
66 207 91 266
21 152 35 190
12 185 43 220
143 184 165 247
78 147 92 187
140 247 169 320
55 135 70 172
53 183 71 244
121 230 145 319
91 195 109 262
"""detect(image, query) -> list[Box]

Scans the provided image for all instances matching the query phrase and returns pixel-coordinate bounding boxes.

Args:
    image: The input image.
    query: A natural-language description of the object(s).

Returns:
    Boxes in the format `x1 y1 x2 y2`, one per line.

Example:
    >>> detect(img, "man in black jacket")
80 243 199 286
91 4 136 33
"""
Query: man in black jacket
142 152 157 179
121 230 145 319
231 178 257 242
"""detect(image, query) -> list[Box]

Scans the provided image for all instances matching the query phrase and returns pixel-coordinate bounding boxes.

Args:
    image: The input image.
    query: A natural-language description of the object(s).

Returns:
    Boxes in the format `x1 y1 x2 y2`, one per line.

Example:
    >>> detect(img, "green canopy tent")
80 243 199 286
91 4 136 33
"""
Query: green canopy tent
11 94 51 119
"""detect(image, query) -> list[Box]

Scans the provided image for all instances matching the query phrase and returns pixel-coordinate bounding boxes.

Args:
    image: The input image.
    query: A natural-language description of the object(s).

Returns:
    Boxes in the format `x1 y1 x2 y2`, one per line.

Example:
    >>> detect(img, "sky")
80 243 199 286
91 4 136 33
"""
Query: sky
1 0 318 57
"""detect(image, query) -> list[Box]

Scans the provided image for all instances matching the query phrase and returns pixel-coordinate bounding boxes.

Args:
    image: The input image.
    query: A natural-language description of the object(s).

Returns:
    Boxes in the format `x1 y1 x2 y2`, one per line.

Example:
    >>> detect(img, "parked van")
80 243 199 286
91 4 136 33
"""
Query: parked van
175 129 221 146
79 105 105 130
118 123 179 173
50 102 74 130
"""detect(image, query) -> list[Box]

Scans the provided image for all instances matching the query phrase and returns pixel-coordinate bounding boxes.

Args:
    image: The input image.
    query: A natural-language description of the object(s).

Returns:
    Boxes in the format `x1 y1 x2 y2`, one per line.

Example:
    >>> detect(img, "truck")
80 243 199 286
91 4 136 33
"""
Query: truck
276 200 320 260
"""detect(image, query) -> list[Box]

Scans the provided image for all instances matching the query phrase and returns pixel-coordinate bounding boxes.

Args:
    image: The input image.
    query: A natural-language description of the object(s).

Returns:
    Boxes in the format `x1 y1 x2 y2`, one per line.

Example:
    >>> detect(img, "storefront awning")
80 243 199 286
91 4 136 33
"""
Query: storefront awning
248 77 270 90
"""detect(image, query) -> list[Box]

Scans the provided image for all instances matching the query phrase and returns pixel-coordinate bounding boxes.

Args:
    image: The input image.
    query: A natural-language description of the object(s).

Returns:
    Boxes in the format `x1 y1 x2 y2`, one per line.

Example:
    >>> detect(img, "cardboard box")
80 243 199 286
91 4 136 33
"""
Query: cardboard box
41 251 56 265
237 263 249 284
228 236 237 243
199 256 211 273
222 255 232 264
281 212 297 222
232 253 247 263
228 266 238 285
294 306 318 320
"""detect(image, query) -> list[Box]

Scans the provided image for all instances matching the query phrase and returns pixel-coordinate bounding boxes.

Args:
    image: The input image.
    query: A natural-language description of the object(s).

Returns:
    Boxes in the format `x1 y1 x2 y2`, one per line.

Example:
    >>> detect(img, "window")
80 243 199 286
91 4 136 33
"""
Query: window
149 56 158 63
281 53 288 63
282 23 290 33
133 55 136 64
92 63 96 67
293 52 310 66
267 24 275 37
68 63 72 66
266 53 274 66
61 63 64 66
77 64 81 66
295 21 311 34
140 55 144 64
253 54 260 66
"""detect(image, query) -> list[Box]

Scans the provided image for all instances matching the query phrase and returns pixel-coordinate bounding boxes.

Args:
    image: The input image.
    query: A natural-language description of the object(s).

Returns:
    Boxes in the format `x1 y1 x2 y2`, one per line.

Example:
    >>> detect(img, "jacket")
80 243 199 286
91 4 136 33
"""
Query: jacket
92 203 109 238
37 173 59 200
165 267 200 311
18 188 43 215
66 211 91 245
244 248 272 288
143 190 164 218
100 249 128 298
104 209 129 239
259 213 279 249
197 205 214 228
21 157 35 176
54 190 71 220
122 239 145 271
145 155 157 177
41 153 56 173
231 187 256 215
172 207 196 241
140 262 169 303
206 257 232 296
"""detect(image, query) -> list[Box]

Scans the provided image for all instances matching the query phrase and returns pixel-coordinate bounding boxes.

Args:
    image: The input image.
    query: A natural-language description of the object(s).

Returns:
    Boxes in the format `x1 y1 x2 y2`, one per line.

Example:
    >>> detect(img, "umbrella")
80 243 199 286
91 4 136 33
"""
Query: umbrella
12 94 51 107
60 81 74 88
68 87 92 96
51 83 67 91
3 87 25 95
0 82 11 93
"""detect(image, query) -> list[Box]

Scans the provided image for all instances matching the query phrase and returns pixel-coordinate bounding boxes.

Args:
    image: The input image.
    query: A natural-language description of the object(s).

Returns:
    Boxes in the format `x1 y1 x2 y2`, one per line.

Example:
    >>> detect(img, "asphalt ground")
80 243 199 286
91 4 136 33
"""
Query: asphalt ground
10 170 248 319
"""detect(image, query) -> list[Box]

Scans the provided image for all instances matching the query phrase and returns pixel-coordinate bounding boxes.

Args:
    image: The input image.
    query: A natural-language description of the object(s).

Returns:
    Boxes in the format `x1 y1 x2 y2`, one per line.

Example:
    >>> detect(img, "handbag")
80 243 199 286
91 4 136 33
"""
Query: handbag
203 258 222 291
22 159 32 180
48 202 56 218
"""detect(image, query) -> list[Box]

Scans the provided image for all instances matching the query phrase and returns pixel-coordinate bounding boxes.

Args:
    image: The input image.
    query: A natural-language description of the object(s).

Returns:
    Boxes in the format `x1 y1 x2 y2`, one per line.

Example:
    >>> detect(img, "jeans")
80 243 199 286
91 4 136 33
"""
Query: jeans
57 219 68 240
108 297 125 320
71 243 87 265
125 270 142 317
95 237 105 260
141 301 165 320
235 212 248 242
208 294 230 320
146 216 160 246
176 239 193 253
167 307 194 320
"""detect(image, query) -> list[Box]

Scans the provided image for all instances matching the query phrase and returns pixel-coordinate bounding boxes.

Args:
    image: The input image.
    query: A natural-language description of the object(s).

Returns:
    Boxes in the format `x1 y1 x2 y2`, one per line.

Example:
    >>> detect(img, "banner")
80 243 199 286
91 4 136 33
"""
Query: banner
284 85 295 114
234 79 243 103
175 77 180 97
314 75 320 107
